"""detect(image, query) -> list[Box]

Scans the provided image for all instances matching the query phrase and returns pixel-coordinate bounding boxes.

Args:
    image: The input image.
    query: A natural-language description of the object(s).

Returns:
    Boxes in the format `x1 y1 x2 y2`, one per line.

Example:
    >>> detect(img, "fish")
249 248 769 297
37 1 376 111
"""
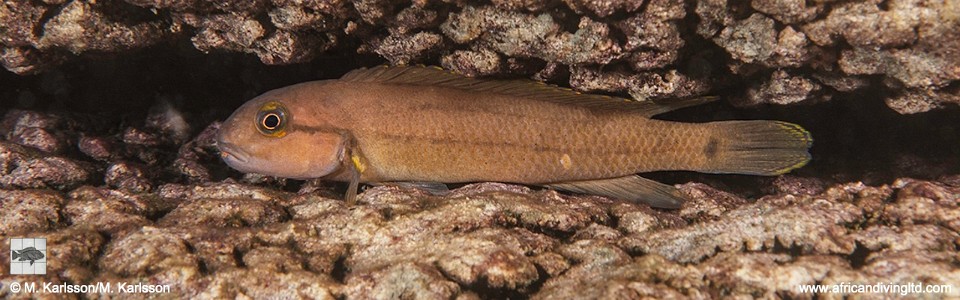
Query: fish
12 247 45 265
217 66 812 209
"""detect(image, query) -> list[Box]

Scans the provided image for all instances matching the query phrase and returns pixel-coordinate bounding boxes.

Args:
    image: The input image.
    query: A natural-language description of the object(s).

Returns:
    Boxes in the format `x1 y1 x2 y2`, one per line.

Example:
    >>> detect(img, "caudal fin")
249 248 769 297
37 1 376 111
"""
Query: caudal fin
702 120 812 175
12 250 20 260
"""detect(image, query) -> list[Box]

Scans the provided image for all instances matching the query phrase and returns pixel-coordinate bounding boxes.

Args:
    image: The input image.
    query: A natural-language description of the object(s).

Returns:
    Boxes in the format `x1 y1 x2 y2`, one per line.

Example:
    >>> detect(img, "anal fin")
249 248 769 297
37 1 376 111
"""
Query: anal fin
545 175 686 209
372 182 450 195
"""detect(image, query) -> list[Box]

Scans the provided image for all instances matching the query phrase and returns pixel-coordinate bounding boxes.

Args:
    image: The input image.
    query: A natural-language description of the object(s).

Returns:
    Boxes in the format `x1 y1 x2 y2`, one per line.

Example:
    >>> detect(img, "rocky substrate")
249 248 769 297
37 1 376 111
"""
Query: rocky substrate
2 0 959 113
0 109 958 299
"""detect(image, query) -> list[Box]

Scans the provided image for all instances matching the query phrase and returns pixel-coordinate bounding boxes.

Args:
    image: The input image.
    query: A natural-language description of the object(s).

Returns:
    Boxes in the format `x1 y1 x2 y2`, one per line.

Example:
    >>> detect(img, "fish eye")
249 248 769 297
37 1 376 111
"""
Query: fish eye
256 101 288 137
262 113 281 129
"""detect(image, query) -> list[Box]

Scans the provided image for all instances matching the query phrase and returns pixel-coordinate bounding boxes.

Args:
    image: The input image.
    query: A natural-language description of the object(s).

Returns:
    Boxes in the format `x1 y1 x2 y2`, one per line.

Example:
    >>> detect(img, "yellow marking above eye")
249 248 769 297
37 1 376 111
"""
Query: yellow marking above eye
256 101 288 137
260 101 284 111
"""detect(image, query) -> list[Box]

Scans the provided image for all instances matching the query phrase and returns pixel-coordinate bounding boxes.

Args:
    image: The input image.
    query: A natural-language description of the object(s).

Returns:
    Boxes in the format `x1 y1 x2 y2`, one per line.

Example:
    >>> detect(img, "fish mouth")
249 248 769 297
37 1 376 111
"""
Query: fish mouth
217 141 250 164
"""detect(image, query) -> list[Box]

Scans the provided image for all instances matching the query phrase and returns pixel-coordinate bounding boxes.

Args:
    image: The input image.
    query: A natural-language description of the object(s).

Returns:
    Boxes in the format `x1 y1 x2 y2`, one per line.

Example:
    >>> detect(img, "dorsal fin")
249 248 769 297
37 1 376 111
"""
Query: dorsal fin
340 65 715 117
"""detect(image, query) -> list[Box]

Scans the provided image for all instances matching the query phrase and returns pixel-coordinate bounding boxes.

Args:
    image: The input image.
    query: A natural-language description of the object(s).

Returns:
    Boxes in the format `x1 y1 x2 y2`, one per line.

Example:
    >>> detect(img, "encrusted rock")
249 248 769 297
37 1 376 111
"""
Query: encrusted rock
536 241 704 299
677 182 749 222
745 70 825 105
714 13 777 66
1 109 69 154
368 31 445 65
702 253 846 298
0 1 47 47
750 0 820 24
344 262 460 299
2 157 959 298
570 66 711 100
616 6 685 71
621 195 863 262
1 0 955 113
104 162 154 193
884 86 960 114
0 46 66 75
563 0 644 17
37 1 172 53
882 178 960 233
0 141 92 190
197 269 340 299
38 228 105 282
174 122 222 182
0 189 64 236
64 186 169 234
90 226 204 296
158 197 288 227
157 181 291 203
78 135 120 161
441 6 623 66
441 48 503 77
803 1 925 48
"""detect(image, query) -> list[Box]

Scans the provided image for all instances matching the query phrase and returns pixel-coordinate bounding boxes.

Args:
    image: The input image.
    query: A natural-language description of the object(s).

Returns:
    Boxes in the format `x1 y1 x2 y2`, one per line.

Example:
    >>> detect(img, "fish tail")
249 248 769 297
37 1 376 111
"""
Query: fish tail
12 250 20 260
699 120 813 175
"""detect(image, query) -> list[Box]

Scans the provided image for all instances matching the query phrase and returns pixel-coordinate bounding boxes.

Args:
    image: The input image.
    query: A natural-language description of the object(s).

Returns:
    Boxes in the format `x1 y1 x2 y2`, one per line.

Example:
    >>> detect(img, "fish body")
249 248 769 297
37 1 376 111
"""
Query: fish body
13 247 44 265
218 66 812 208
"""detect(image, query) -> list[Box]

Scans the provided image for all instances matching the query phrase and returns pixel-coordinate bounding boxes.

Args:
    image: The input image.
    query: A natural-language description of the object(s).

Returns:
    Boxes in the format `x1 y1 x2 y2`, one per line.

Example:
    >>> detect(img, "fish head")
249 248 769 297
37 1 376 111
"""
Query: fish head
218 83 348 179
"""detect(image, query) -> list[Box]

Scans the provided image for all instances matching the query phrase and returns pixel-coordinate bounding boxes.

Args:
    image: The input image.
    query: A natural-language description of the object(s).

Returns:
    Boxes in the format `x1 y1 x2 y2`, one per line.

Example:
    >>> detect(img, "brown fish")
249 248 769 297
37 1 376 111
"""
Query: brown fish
217 66 812 208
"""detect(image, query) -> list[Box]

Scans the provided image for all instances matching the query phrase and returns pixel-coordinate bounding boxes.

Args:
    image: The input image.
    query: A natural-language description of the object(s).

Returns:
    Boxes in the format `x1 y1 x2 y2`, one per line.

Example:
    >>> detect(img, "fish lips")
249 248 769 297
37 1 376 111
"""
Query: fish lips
217 141 283 176
217 141 251 165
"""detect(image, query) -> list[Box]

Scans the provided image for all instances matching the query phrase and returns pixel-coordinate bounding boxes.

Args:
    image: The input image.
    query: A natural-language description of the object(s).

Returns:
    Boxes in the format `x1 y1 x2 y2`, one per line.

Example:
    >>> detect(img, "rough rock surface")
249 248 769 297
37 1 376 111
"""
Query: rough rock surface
2 0 960 298
2 0 959 112
3 177 960 298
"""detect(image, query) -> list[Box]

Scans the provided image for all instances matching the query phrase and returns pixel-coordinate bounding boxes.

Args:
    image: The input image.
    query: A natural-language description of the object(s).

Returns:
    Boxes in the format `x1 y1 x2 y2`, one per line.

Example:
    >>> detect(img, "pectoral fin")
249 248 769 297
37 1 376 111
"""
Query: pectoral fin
341 133 365 206
344 166 360 206
545 175 686 209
